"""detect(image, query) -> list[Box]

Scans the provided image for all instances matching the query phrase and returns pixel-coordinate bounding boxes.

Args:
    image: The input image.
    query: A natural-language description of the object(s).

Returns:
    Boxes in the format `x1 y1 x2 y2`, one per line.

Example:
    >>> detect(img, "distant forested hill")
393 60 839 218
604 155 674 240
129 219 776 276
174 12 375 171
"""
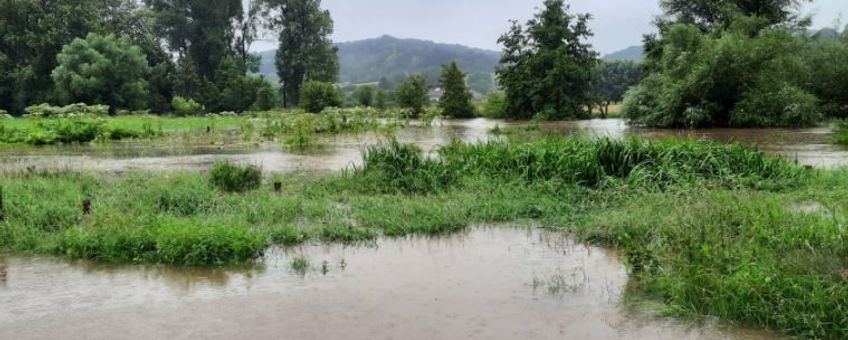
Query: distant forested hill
602 45 644 61
257 35 501 94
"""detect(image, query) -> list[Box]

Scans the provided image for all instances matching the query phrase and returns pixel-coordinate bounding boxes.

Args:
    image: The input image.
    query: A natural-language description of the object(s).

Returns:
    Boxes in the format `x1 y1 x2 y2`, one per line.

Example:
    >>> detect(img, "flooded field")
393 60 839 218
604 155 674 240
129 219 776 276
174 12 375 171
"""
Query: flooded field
0 227 776 340
0 118 844 174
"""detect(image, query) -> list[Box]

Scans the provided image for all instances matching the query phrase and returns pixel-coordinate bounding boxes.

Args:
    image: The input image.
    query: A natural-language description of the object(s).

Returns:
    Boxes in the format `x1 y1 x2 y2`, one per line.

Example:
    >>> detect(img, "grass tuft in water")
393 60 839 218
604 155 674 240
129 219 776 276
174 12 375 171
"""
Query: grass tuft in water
209 161 262 193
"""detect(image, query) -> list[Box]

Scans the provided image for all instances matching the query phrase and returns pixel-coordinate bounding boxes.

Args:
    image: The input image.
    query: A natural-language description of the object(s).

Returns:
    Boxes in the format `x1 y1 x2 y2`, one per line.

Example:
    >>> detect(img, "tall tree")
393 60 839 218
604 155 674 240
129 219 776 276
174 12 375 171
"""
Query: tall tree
260 0 339 107
396 75 429 116
438 62 475 118
0 0 105 114
658 0 812 32
496 0 599 120
52 33 150 111
144 0 243 79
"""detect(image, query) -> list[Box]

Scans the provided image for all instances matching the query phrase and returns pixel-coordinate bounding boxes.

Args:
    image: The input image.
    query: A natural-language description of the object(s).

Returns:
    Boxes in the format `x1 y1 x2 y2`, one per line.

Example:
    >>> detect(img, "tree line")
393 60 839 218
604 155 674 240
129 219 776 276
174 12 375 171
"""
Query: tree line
3 0 845 127
495 0 848 126
0 0 338 116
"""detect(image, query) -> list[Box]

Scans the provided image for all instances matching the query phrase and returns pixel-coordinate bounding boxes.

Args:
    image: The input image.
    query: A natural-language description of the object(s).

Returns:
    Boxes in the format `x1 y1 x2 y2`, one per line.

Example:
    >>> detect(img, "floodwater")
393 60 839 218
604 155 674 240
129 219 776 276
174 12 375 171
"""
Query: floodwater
0 227 777 340
0 118 845 174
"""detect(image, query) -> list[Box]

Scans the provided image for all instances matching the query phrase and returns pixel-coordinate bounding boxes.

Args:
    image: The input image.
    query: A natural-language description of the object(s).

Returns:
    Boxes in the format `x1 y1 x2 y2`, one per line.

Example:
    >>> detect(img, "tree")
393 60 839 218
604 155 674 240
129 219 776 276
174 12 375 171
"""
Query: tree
251 79 278 111
623 22 818 128
260 0 339 107
52 33 150 111
438 62 475 118
590 61 643 117
396 75 429 116
375 90 387 110
354 85 376 107
0 0 108 114
800 30 848 118
300 80 341 113
496 0 599 120
144 0 243 79
658 0 812 32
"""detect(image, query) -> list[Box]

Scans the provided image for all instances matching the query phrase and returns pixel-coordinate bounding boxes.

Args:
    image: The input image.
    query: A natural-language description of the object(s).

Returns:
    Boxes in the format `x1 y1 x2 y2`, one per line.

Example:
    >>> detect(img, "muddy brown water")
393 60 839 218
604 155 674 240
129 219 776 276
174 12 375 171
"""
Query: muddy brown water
0 227 777 340
0 118 845 174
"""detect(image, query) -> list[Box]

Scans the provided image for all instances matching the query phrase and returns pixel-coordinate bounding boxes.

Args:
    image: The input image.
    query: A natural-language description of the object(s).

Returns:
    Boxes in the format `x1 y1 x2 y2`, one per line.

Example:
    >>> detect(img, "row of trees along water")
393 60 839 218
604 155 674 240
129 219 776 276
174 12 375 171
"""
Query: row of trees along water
1 0 847 127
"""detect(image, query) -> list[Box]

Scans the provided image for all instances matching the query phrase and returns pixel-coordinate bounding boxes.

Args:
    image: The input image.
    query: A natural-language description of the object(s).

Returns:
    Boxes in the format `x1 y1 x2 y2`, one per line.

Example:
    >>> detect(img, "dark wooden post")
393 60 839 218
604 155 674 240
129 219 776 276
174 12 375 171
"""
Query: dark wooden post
274 182 283 193
82 199 91 215
206 126 212 134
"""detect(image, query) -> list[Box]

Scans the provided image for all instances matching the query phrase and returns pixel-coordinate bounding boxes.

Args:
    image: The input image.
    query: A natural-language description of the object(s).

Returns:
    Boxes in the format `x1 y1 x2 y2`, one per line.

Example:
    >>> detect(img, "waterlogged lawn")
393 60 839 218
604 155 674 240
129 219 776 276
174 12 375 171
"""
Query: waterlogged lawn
0 137 846 338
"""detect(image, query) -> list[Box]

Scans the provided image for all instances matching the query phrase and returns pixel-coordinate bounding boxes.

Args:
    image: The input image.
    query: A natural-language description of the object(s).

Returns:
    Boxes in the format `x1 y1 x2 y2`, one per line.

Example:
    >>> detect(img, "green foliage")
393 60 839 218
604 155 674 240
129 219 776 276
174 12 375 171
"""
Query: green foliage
396 75 429 116
0 118 156 145
658 0 812 32
730 84 820 127
251 79 278 111
833 121 848 145
359 138 801 192
374 90 387 109
299 81 342 113
438 62 476 118
496 0 598 120
353 85 376 107
356 139 457 194
171 96 204 117
590 61 643 117
52 33 150 111
800 34 848 118
53 220 267 266
479 92 507 118
24 103 110 118
264 0 339 107
624 23 818 128
0 0 108 114
209 162 262 193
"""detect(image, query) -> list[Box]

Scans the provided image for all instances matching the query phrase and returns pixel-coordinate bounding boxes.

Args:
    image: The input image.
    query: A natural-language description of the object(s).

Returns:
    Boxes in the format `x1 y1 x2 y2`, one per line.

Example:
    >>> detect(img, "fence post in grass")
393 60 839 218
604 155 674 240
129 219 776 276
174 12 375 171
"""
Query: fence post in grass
274 181 283 194
206 126 212 134
82 199 91 215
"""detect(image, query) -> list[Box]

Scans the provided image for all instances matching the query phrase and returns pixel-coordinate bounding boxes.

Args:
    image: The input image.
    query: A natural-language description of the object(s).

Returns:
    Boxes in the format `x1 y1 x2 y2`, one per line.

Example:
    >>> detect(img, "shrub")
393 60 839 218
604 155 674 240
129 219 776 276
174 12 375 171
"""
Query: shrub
172 96 203 116
209 161 262 193
300 81 342 113
396 75 429 117
23 103 110 118
731 85 821 128
479 92 506 119
356 139 457 194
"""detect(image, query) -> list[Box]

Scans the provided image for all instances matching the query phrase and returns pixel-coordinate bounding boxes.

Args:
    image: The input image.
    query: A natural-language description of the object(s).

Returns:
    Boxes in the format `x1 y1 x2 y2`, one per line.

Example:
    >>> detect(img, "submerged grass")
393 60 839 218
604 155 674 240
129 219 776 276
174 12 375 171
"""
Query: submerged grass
0 136 844 338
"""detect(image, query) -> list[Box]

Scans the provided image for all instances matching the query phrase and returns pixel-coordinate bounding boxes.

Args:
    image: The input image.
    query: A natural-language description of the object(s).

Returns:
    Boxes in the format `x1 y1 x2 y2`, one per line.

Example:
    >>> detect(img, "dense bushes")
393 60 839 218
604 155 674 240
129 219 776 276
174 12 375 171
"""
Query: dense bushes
171 96 204 116
0 118 158 145
624 23 819 128
209 162 262 193
24 103 109 118
299 81 342 113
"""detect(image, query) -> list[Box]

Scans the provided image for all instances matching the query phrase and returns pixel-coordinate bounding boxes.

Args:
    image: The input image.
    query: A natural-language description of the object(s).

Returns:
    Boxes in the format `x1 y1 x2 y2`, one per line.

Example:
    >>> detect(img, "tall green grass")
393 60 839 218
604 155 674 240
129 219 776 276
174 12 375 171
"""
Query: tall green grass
355 137 801 193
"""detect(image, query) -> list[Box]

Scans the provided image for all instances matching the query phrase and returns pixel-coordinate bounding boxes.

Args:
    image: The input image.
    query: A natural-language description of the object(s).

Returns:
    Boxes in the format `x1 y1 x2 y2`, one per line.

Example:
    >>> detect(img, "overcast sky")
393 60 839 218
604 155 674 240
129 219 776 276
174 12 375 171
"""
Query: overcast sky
254 0 846 54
